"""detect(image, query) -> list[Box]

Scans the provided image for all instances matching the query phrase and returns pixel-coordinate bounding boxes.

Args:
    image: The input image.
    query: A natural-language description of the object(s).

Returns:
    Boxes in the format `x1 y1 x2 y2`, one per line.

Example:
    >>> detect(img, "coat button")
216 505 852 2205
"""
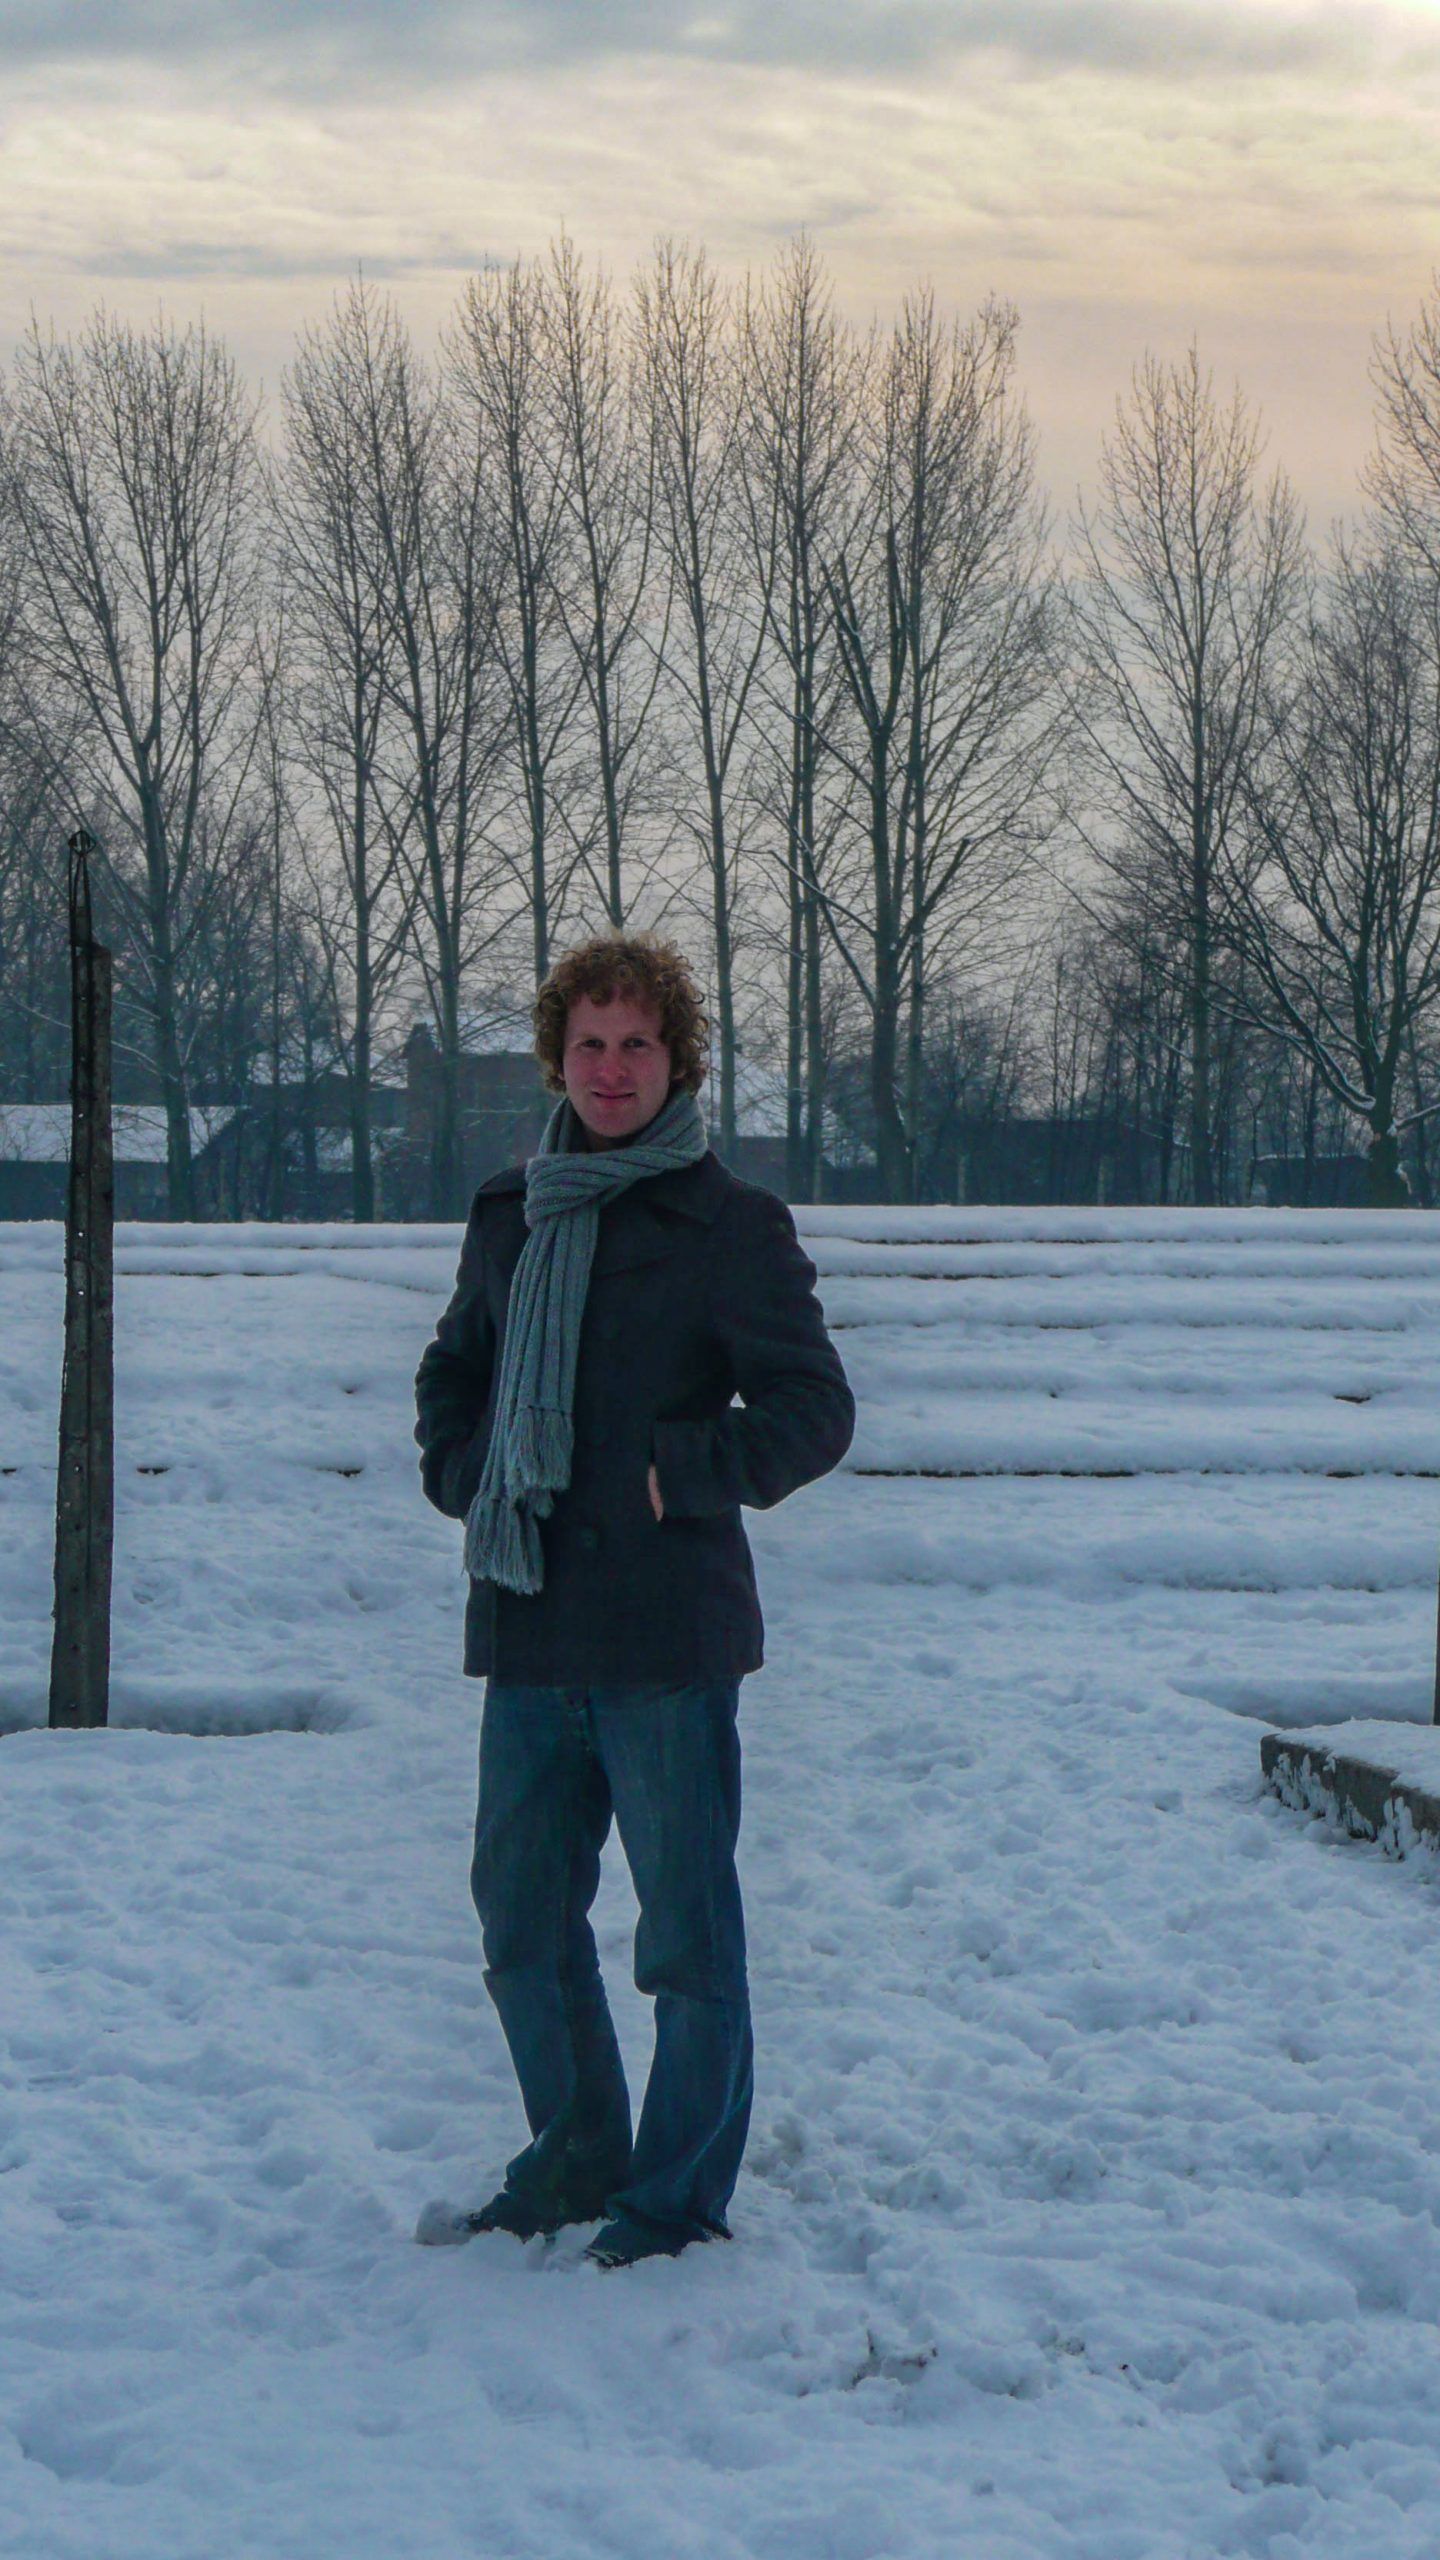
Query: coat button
577 1526 600 1553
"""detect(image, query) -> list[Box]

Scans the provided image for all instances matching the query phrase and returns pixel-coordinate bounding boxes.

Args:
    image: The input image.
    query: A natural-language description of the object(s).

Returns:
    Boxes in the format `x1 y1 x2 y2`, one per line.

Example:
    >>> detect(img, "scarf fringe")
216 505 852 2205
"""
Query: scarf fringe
463 1406 568 1592
508 1402 572 1491
464 1490 544 1594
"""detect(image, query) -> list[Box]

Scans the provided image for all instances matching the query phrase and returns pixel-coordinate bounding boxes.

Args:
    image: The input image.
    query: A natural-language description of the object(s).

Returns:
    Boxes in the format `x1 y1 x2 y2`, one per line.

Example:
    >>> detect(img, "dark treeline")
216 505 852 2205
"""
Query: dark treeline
3 239 1440 1215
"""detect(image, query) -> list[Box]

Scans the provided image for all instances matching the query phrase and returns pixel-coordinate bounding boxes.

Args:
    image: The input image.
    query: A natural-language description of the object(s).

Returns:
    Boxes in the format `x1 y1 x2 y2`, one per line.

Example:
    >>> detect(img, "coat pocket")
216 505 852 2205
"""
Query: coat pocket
443 1409 494 1519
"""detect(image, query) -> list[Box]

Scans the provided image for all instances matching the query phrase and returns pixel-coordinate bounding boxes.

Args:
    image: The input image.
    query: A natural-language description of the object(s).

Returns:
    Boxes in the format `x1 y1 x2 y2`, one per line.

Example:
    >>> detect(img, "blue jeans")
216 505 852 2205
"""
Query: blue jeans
471 1678 754 2242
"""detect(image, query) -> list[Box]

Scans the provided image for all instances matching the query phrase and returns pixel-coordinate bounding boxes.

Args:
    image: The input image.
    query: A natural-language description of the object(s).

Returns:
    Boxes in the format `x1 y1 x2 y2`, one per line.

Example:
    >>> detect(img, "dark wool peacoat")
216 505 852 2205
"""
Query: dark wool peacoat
414 1148 856 1685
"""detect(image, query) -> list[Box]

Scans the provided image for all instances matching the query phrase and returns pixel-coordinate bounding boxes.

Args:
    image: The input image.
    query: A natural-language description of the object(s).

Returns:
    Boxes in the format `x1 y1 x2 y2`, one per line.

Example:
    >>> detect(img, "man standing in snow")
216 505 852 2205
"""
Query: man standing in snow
412 931 855 2268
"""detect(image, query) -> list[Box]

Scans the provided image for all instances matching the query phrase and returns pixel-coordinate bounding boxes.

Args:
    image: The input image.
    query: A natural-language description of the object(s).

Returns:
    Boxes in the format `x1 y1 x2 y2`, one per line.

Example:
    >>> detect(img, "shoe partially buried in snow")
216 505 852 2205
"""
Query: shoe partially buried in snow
415 2175 618 2247
415 2190 556 2246
583 2214 705 2269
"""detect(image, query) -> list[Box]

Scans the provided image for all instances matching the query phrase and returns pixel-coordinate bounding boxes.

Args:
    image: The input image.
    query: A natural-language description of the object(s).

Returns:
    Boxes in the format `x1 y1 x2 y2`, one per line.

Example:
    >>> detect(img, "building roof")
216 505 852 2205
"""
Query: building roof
0 1104 236 1165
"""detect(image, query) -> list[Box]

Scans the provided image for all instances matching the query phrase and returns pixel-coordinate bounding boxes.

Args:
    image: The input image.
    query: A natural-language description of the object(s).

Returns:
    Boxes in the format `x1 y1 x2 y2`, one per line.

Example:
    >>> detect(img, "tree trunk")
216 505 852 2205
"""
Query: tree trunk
1301 1061 1319 1206
803 856 826 1201
1366 1122 1411 1208
145 796 195 1219
49 835 114 1731
784 790 805 1199
905 911 925 1204
1189 844 1215 1207
351 778 377 1224
871 964 911 1201
350 991 376 1224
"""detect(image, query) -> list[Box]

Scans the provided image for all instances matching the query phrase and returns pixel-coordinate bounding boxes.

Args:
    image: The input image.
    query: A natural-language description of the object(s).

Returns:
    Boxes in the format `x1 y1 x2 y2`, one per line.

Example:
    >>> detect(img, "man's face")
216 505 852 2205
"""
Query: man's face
562 991 674 1149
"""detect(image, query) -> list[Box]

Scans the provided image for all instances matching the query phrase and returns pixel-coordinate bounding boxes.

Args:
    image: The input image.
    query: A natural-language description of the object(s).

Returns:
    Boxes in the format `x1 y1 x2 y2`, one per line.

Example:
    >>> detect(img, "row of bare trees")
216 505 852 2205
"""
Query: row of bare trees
3 239 1440 1213
1067 338 1440 1210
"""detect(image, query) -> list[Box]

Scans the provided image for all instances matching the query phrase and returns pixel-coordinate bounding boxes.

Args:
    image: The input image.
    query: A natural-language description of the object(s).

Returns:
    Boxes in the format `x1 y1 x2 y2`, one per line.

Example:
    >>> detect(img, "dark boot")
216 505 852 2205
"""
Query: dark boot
583 2210 712 2269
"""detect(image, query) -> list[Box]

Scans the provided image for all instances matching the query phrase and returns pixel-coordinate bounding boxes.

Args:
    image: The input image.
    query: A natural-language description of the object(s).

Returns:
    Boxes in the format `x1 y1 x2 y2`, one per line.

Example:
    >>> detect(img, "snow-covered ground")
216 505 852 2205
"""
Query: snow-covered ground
4 1207 1440 2560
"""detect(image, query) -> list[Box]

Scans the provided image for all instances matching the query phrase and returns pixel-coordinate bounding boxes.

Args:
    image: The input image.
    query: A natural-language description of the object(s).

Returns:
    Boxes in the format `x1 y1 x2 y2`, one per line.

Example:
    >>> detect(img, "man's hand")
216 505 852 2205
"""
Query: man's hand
647 1462 664 1521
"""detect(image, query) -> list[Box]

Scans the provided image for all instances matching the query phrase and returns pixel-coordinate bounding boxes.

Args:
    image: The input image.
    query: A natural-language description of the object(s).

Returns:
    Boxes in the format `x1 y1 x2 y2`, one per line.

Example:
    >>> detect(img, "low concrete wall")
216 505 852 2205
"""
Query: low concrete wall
1262 1724 1440 1860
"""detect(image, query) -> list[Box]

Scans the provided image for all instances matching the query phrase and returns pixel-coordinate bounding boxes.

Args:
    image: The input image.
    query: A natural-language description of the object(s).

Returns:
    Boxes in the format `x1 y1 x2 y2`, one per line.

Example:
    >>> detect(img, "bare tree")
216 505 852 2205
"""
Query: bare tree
637 240 771 1157
813 292 1052 1201
449 261 583 985
4 311 264 1215
1226 539 1440 1204
919 968 1032 1200
0 471 75 1101
740 237 864 1198
1066 347 1303 1204
365 319 512 1217
1087 862 1194 1202
0 753 69 1099
542 233 668 927
1368 275 1440 578
278 280 416 1220
246 624 306 1218
0 490 71 1097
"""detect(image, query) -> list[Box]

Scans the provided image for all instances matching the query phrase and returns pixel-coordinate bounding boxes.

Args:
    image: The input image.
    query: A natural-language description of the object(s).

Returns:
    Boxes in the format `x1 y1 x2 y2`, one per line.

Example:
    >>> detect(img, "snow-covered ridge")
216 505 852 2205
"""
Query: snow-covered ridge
4 1210 1440 2557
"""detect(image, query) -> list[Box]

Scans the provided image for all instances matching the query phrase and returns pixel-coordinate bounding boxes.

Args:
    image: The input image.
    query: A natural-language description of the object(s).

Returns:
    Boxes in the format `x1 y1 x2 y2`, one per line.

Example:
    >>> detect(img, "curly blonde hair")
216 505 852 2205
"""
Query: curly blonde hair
532 931 710 1098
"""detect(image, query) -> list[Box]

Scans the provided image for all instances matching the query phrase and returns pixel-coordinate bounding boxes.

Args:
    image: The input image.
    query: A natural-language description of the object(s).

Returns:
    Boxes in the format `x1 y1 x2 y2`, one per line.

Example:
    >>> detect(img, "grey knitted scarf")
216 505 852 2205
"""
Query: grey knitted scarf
463 1083 709 1594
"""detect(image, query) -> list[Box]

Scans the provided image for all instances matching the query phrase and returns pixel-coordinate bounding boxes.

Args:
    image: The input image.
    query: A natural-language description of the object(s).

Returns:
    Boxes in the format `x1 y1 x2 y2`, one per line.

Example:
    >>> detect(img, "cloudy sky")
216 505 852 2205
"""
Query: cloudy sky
3 0 1439 524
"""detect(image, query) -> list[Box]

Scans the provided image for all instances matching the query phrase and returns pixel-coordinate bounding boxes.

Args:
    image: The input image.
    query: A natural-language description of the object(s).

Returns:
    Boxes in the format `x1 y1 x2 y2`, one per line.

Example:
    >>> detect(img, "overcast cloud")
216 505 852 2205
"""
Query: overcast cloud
0 0 1435 524
0 0 1429 95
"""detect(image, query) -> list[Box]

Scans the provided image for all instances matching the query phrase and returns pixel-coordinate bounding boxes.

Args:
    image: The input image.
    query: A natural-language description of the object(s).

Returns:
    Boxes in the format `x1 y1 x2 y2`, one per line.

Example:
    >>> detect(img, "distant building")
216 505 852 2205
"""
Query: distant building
948 1114 1156 1207
393 1023 823 1202
398 1024 553 1202
1248 1152 1371 1208
241 1074 408 1219
0 1037 848 1218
